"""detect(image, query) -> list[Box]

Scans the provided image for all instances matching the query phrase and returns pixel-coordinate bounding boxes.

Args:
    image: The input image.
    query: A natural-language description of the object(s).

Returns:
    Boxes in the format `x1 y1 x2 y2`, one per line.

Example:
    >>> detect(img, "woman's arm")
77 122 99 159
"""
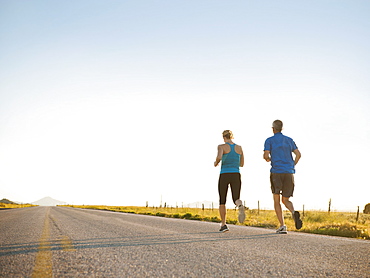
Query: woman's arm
214 145 223 167
239 147 244 167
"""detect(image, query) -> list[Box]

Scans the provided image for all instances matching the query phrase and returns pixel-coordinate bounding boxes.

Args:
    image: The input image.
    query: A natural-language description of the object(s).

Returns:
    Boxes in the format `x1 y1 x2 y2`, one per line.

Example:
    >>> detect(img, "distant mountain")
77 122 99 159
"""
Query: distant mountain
32 196 67 206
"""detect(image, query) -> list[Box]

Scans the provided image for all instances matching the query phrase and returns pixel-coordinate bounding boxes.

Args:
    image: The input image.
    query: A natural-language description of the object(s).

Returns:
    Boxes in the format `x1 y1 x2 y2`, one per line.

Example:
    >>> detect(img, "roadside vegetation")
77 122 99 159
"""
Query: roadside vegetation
0 202 36 209
64 205 370 240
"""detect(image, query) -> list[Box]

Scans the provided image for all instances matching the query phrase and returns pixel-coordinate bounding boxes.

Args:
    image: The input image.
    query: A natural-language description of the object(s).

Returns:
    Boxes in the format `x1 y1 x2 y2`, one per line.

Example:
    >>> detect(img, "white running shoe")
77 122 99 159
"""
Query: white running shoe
238 205 245 223
276 225 287 234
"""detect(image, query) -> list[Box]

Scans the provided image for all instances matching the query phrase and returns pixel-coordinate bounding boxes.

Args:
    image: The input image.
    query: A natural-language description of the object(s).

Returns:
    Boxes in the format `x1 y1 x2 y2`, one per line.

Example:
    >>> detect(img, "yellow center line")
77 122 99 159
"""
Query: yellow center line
32 212 53 278
49 215 76 252
60 235 76 252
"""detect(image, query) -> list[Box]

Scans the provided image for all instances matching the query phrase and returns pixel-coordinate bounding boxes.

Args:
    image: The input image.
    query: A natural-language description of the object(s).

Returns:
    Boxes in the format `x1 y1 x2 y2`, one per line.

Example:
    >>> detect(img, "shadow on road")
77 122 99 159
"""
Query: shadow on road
73 232 279 249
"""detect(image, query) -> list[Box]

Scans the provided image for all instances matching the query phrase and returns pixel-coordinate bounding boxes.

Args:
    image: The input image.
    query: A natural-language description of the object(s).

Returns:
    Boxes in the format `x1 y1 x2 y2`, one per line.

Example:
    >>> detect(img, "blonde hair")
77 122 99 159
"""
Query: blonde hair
222 130 234 139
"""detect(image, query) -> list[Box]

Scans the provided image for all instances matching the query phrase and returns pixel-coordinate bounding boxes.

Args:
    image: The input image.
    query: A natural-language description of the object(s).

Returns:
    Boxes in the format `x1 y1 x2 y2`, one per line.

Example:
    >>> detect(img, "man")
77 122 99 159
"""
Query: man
263 120 302 234
214 130 245 232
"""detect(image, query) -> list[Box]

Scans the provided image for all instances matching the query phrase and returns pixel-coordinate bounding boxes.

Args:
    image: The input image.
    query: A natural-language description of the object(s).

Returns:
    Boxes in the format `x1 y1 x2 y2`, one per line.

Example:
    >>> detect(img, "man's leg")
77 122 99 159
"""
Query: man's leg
283 196 303 230
273 194 284 227
282 197 294 214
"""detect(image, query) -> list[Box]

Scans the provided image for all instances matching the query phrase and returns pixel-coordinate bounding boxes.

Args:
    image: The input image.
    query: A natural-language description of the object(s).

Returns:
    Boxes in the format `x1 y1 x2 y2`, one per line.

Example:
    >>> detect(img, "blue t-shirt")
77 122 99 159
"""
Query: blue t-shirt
264 132 298 174
220 143 240 174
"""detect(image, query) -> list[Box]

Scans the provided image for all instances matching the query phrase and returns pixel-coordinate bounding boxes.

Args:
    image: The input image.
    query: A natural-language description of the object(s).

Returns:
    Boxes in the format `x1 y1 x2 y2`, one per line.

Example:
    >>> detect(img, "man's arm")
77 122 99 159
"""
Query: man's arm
263 150 271 162
214 145 223 167
293 149 301 165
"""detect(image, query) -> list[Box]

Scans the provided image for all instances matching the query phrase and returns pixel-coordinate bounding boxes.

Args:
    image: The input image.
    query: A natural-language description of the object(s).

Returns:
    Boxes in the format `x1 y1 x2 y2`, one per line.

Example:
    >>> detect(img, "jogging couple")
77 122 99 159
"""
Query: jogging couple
214 120 302 234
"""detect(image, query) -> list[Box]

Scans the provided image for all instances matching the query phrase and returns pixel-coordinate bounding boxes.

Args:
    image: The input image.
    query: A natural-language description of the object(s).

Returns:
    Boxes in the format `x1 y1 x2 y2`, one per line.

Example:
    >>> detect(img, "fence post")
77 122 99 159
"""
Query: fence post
302 204 305 217
356 206 360 222
258 200 260 215
328 198 331 213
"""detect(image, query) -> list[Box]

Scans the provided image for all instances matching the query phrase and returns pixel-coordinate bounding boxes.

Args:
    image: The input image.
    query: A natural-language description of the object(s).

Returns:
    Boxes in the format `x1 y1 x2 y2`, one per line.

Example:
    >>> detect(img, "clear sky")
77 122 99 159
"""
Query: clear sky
1 1 369 211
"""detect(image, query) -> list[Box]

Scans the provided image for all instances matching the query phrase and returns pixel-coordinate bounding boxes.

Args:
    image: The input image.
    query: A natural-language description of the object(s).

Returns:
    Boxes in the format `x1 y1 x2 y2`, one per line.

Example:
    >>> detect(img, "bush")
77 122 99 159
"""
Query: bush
181 213 193 219
191 214 202 220
364 203 370 214
203 216 220 223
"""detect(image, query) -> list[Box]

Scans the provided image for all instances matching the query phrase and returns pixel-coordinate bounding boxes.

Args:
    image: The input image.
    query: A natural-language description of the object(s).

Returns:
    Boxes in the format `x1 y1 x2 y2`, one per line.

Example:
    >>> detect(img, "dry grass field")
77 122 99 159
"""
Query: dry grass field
0 203 36 209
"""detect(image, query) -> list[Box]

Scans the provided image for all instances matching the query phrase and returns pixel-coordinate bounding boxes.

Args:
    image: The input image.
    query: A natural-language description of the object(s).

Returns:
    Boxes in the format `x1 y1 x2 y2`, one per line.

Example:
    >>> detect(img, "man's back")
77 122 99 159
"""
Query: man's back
264 132 298 174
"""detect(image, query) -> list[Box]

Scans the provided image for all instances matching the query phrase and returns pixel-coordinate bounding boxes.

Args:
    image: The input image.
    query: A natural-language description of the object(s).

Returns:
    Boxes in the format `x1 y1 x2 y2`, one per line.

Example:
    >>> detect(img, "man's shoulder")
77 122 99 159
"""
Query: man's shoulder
265 135 275 142
265 133 295 144
281 134 295 141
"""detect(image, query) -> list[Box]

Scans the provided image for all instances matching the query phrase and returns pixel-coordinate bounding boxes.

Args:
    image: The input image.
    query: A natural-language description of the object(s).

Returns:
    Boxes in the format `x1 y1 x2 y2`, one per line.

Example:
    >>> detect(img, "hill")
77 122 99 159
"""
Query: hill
0 198 16 204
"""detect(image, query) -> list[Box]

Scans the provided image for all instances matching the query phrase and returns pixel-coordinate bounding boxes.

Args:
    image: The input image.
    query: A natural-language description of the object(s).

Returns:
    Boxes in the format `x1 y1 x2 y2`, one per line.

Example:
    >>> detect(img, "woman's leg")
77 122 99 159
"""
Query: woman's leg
218 174 229 226
230 173 242 205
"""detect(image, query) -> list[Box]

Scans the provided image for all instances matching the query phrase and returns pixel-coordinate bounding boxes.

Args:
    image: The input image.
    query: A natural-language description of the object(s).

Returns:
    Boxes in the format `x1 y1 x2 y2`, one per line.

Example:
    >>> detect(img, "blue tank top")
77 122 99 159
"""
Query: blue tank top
220 143 240 174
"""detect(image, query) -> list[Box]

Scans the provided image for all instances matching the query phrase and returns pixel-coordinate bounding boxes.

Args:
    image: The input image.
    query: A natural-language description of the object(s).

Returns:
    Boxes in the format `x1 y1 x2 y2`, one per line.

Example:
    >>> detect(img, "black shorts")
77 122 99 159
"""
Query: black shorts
218 173 241 205
270 173 294 197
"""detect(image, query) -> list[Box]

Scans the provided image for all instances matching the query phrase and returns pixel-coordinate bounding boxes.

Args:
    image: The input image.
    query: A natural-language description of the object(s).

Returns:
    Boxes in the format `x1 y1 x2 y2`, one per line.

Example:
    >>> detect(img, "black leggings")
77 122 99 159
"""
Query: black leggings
218 173 241 205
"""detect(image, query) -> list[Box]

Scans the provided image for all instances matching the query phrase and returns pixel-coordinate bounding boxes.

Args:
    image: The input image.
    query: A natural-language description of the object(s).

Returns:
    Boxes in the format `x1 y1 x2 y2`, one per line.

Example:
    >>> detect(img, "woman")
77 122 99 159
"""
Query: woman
214 130 245 232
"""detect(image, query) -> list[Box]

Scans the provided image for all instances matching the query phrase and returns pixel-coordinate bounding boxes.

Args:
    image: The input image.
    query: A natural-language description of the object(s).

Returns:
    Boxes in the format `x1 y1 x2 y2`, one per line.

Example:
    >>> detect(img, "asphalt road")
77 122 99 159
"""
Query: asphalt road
1 206 369 277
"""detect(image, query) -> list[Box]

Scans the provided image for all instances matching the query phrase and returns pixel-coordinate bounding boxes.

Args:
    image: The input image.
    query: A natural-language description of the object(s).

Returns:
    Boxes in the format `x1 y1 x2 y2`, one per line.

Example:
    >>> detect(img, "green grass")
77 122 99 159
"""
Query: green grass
63 205 370 240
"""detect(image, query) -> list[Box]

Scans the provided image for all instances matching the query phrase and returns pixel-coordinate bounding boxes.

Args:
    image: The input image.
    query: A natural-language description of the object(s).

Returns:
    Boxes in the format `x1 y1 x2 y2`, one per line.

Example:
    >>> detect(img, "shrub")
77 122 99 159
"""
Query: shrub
191 214 202 220
364 203 370 214
203 216 220 223
227 220 238 225
181 213 193 219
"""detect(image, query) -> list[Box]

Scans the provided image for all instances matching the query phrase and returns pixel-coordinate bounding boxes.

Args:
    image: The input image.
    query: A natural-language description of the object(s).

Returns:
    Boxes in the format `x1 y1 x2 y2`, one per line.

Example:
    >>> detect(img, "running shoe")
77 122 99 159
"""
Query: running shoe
293 211 303 230
238 205 246 223
219 225 229 232
276 225 287 234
